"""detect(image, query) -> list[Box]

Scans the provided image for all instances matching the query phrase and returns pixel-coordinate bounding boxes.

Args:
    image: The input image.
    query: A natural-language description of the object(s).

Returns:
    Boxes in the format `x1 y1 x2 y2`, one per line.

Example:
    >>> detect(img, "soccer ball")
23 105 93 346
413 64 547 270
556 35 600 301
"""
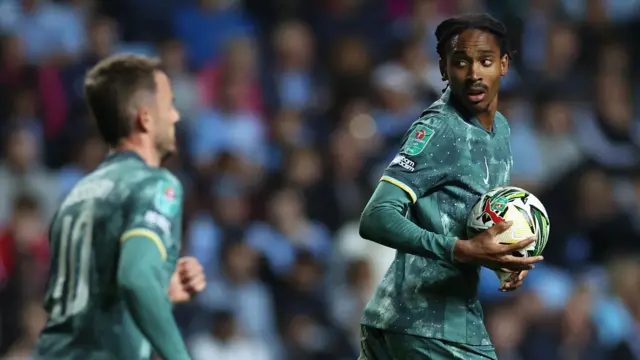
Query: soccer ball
467 187 550 281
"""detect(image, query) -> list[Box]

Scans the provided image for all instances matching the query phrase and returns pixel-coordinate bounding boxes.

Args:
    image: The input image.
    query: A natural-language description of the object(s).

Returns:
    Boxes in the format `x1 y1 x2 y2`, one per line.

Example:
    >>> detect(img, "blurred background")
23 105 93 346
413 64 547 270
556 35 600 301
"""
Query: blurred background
0 0 639 359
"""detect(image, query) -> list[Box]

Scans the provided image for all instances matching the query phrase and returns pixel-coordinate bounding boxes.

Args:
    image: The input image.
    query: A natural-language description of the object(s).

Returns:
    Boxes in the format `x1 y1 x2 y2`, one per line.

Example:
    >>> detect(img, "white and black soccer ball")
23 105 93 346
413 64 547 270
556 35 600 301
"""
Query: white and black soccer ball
467 186 551 259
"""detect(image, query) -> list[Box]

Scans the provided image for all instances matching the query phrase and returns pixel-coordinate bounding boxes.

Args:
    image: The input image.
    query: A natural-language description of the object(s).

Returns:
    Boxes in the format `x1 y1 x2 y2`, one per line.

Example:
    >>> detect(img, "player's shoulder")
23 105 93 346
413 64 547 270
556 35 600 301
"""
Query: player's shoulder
134 167 183 196
147 167 181 186
132 168 183 218
404 107 456 145
398 113 456 159
412 95 460 134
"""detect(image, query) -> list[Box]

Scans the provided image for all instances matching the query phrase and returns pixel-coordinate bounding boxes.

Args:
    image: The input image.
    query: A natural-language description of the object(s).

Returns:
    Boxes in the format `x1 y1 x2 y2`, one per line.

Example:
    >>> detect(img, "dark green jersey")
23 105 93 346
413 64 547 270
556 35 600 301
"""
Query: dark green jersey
361 89 513 346
35 151 183 360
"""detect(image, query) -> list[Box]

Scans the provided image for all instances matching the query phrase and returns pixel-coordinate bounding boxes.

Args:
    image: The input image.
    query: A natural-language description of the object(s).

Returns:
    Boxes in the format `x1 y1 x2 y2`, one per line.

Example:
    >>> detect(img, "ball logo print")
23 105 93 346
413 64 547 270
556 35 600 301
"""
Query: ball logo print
476 196 508 224
491 197 507 213
468 186 551 284
467 186 550 258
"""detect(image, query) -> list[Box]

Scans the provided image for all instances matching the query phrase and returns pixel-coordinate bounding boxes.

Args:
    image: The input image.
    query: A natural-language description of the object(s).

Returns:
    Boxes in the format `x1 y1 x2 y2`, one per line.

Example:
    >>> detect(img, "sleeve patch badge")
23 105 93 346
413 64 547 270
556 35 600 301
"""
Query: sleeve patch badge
153 180 179 217
402 125 434 156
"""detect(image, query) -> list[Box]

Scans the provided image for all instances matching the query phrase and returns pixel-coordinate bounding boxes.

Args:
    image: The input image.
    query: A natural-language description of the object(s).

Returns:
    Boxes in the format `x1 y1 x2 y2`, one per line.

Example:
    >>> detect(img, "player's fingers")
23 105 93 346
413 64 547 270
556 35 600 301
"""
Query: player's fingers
193 272 206 283
500 282 520 292
487 221 512 237
187 275 206 292
499 282 512 291
502 271 526 292
500 237 536 254
180 259 203 275
186 272 206 285
500 255 544 271
518 270 528 281
178 257 202 270
184 262 203 274
508 277 525 291
182 268 205 283
503 273 527 289
178 256 194 265
191 279 206 292
498 259 533 271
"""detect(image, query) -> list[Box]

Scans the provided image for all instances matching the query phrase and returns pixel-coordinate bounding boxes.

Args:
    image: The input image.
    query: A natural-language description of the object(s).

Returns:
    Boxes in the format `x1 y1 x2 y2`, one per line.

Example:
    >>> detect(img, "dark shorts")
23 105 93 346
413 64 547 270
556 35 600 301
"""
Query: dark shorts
358 325 497 360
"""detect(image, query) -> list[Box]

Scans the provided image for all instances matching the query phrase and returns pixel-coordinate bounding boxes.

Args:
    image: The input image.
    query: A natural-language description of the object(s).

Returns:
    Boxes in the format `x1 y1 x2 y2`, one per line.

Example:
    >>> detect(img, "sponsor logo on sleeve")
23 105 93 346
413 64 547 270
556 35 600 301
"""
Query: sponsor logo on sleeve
144 210 172 236
390 155 415 172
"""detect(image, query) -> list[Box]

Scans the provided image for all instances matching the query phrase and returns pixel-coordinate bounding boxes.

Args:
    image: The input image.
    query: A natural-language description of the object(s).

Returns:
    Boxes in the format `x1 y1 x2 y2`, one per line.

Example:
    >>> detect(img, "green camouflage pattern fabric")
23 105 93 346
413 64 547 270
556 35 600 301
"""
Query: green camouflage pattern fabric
35 151 183 360
359 325 497 359
361 89 513 346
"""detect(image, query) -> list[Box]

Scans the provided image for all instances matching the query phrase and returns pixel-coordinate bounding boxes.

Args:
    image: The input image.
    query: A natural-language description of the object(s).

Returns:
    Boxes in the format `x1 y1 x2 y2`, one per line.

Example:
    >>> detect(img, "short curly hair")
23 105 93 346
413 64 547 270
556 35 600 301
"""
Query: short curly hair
435 13 514 62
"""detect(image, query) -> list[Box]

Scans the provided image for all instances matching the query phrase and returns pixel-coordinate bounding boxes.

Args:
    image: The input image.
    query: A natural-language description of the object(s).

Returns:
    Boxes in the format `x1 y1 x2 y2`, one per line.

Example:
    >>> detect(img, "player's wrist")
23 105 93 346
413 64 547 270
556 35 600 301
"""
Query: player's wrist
453 239 472 263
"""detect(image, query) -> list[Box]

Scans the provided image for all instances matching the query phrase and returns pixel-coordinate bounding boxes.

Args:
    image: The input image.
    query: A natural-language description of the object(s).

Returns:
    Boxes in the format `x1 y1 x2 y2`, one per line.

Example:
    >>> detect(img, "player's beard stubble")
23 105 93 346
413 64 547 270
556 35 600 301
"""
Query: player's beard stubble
155 127 177 164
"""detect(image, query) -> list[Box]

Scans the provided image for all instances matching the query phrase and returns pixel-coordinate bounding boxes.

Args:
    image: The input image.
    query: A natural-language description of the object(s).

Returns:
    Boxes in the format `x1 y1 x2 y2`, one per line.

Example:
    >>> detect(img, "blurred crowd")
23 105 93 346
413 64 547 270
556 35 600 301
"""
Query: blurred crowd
0 0 639 359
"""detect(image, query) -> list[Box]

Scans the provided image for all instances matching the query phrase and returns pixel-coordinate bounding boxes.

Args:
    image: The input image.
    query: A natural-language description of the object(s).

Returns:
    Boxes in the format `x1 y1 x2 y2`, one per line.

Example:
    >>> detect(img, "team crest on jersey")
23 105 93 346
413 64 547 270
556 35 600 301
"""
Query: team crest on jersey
402 125 434 156
154 180 179 217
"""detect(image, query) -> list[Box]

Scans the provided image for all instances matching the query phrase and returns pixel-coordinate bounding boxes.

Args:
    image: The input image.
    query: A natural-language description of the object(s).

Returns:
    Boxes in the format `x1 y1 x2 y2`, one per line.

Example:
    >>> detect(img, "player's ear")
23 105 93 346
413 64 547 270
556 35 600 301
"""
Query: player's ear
439 58 447 81
136 109 153 133
500 54 509 77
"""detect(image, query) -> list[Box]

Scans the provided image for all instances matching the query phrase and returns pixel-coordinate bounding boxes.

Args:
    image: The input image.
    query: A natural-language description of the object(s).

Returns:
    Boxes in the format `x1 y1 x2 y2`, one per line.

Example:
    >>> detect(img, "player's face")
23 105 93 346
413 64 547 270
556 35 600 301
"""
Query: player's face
441 29 508 114
152 71 180 160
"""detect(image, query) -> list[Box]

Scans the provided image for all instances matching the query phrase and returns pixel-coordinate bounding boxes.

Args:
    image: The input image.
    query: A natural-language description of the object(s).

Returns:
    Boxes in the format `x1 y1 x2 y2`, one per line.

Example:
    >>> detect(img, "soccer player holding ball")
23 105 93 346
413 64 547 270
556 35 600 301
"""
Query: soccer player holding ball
34 55 205 360
358 14 545 360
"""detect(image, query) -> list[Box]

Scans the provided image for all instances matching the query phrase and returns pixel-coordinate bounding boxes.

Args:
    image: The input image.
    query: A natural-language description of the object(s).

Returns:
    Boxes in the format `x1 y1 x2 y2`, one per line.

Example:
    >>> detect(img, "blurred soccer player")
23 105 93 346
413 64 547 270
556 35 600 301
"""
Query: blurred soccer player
358 14 544 359
34 54 205 360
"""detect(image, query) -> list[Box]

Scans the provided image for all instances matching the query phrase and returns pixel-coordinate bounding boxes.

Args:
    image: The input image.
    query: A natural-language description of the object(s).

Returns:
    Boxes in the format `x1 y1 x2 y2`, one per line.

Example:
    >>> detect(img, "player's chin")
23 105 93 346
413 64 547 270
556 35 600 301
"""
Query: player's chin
159 145 177 162
464 99 490 113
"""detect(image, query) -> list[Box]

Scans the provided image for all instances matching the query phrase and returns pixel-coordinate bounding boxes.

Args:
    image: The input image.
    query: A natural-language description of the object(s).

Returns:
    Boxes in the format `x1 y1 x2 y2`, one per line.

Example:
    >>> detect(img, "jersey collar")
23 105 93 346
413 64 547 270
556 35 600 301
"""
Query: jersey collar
103 150 146 165
441 88 496 135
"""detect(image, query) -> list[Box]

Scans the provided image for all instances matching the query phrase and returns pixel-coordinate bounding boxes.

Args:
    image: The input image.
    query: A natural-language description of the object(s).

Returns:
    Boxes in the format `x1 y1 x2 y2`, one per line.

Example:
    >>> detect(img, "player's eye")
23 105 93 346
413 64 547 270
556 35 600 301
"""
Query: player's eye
481 59 493 67
454 60 467 68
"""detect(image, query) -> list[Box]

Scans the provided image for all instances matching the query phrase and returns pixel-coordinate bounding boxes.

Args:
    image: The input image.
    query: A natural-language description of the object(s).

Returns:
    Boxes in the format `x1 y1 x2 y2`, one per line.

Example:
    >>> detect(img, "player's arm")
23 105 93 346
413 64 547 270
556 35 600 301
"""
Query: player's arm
360 118 459 262
360 181 457 261
117 172 191 360
118 238 190 359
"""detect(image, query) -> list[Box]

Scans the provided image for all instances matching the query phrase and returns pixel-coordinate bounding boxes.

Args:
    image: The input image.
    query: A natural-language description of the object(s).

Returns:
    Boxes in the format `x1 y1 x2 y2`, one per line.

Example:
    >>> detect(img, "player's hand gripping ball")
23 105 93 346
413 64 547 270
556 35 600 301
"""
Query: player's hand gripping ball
498 270 528 292
169 257 206 303
467 186 550 288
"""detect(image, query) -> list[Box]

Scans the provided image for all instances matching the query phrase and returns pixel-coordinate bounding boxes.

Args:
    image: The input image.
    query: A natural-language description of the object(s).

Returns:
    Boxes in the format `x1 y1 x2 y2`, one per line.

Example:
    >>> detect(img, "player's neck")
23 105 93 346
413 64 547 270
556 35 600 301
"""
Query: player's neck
114 142 160 167
449 92 497 132
476 111 496 132
476 98 498 132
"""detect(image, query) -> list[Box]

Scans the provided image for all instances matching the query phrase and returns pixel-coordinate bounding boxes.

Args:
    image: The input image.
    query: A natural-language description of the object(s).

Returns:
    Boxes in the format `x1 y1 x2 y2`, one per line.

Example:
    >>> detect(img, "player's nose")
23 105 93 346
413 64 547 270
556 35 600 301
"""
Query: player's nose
173 108 181 124
467 63 482 82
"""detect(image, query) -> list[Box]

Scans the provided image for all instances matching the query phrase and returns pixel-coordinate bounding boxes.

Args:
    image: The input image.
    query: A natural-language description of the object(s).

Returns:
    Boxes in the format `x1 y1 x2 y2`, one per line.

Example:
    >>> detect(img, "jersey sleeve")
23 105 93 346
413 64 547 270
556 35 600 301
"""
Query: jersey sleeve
382 116 457 203
121 170 183 262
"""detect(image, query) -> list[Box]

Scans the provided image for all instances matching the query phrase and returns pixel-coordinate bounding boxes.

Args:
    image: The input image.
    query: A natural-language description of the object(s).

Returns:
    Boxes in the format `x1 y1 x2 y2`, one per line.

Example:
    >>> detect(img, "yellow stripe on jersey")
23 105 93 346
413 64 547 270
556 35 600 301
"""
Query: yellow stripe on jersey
121 228 167 261
380 175 418 204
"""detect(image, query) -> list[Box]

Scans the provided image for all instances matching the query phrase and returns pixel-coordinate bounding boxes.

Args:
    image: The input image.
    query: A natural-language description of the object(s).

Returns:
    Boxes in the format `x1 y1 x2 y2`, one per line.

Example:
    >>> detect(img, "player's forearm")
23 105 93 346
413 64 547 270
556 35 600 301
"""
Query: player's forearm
118 237 191 360
359 181 457 262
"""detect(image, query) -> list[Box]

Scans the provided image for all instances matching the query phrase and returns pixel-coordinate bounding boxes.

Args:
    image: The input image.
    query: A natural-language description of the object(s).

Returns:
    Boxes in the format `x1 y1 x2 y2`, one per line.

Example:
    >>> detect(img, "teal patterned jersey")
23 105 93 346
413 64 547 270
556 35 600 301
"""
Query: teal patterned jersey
361 89 513 345
35 151 183 360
